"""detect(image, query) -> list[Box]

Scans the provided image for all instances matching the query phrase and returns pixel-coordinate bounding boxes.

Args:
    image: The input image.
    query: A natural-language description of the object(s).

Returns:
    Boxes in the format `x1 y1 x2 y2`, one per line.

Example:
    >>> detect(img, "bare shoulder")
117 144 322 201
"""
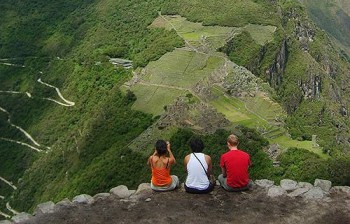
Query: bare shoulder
204 154 212 163
204 154 212 160
184 154 190 163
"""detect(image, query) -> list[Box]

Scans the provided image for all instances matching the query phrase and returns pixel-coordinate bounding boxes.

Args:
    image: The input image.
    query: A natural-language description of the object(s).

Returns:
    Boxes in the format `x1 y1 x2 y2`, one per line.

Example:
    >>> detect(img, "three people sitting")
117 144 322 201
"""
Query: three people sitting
148 134 251 193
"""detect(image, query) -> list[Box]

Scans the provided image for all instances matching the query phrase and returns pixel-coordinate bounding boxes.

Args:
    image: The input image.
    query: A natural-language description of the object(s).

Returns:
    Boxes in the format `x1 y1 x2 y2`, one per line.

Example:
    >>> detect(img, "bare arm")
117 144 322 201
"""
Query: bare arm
147 156 152 166
167 141 176 164
221 166 227 178
184 155 190 172
205 155 212 175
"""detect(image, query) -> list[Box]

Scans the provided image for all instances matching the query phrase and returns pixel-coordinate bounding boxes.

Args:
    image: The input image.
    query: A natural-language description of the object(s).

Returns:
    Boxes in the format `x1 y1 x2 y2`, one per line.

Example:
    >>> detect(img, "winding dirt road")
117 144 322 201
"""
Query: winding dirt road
6 202 19 215
0 176 17 190
0 106 43 152
0 211 11 219
37 78 75 107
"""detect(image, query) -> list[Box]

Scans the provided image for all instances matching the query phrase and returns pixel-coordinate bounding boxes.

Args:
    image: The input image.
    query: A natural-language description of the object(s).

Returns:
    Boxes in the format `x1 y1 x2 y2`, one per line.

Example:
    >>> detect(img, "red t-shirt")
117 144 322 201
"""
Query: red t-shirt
220 149 250 188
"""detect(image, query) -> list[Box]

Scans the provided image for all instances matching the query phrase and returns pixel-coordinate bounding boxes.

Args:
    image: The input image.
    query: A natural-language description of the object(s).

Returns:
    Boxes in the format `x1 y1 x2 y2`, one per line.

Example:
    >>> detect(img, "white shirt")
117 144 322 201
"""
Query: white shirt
185 153 209 190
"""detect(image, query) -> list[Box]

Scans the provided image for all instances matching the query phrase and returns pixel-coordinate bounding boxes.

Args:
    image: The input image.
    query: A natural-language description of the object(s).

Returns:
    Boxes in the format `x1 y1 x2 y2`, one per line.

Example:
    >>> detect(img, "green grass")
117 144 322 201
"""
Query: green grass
271 135 328 159
162 0 279 27
151 15 277 50
245 92 286 122
243 24 276 45
209 86 269 128
209 86 327 157
124 47 225 116
129 84 187 116
156 15 238 49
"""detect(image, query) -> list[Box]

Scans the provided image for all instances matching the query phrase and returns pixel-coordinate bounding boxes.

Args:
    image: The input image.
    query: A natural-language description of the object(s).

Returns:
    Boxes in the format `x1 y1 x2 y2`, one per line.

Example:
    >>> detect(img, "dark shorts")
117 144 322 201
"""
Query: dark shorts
184 182 215 194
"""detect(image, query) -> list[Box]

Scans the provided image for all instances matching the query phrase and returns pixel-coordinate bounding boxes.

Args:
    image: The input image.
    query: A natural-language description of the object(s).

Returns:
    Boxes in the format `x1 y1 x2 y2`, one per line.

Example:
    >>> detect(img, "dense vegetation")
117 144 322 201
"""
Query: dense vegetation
1 0 350 216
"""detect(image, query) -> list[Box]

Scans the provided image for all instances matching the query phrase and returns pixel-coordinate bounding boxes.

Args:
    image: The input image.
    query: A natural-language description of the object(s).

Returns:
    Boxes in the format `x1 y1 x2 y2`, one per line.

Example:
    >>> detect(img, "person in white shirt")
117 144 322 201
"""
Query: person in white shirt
184 138 215 194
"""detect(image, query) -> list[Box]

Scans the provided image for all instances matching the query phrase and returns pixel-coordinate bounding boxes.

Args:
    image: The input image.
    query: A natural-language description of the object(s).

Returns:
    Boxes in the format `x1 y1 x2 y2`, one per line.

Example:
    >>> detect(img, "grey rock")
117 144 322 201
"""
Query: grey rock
131 183 153 200
0 220 13 224
129 190 136 195
135 183 152 195
303 187 325 199
288 188 309 197
55 198 72 208
72 194 93 204
255 179 274 188
268 186 287 197
93 193 110 200
330 186 350 195
34 201 55 215
298 182 313 189
11 212 33 223
314 179 332 192
110 185 131 199
145 198 152 202
280 179 298 191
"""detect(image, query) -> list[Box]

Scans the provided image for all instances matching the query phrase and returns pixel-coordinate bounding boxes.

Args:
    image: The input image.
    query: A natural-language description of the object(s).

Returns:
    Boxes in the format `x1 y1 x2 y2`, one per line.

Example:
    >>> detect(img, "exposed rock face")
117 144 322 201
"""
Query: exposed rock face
255 179 274 188
34 202 55 216
300 72 322 99
265 39 288 89
72 194 93 204
11 212 33 223
314 179 332 192
9 179 350 224
268 186 287 197
330 186 350 195
298 182 313 189
288 187 310 197
55 198 72 208
110 185 132 199
280 179 298 191
303 187 325 199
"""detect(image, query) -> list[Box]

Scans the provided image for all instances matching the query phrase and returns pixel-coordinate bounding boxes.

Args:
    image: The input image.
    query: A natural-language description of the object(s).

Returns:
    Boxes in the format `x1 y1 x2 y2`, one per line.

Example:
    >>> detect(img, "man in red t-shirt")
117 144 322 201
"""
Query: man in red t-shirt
218 134 251 191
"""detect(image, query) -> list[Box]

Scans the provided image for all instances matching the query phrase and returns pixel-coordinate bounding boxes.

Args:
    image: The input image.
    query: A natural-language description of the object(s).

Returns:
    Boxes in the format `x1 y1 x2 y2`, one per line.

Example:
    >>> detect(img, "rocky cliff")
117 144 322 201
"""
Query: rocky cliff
2 179 350 224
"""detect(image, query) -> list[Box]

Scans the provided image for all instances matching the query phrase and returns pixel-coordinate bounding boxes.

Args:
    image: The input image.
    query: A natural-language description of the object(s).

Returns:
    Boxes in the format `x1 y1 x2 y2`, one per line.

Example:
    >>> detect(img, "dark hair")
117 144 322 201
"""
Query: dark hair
155 140 167 156
189 138 204 153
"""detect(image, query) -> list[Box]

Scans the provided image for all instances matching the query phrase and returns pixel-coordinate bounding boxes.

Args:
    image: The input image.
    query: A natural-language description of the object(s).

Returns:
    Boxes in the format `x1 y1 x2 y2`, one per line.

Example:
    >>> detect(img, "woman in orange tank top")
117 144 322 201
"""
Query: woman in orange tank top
148 140 179 191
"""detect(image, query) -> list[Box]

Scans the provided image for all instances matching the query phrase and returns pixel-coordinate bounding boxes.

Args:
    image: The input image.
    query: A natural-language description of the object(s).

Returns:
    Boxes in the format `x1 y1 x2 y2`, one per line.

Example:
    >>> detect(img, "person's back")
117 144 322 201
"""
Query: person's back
150 155 172 187
148 140 179 191
218 134 251 191
185 153 209 190
184 138 215 194
220 149 250 188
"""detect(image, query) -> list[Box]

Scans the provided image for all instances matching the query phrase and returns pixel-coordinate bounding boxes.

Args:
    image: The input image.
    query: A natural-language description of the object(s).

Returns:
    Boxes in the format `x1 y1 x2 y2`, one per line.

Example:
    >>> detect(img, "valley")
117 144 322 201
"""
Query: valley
0 0 350 218
123 14 319 156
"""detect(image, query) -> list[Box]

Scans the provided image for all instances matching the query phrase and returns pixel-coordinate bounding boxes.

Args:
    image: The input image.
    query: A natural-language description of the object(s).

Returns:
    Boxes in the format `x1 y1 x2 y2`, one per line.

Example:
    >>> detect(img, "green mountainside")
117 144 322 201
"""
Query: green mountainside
1 0 350 216
300 0 350 56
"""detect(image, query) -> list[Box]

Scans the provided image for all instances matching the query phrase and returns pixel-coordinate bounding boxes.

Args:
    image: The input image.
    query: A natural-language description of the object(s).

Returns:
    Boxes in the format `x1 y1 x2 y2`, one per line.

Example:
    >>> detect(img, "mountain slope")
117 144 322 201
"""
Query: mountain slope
1 0 350 216
300 0 350 56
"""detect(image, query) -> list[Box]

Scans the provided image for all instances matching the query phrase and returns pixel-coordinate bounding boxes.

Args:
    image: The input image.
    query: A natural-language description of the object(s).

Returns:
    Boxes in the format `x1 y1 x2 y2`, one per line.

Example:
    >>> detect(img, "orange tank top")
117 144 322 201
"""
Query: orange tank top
151 157 172 186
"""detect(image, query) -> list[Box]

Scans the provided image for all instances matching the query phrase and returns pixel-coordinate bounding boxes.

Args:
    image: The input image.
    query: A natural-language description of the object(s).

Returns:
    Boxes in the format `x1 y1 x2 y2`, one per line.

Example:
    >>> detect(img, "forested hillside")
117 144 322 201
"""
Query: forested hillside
1 0 350 217
300 0 350 56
